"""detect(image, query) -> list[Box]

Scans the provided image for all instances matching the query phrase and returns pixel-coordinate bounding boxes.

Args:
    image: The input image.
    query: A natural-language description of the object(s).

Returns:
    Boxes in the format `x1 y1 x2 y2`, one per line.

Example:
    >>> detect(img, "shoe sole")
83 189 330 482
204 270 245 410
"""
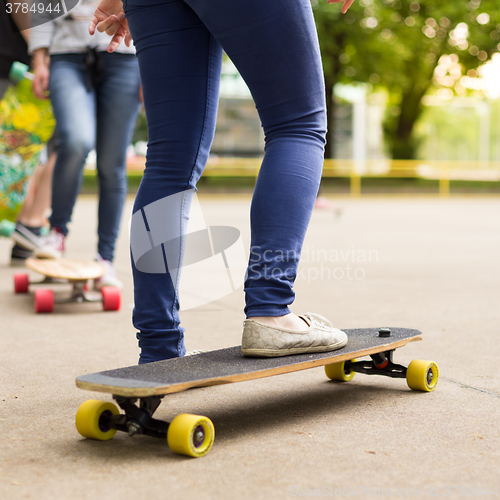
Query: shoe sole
34 249 62 259
93 279 124 291
10 257 29 268
11 231 40 251
241 336 348 358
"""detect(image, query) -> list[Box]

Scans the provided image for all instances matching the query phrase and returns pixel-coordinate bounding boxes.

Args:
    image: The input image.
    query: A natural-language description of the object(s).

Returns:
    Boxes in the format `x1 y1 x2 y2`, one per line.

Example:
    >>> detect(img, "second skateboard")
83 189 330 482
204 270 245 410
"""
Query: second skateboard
14 257 121 313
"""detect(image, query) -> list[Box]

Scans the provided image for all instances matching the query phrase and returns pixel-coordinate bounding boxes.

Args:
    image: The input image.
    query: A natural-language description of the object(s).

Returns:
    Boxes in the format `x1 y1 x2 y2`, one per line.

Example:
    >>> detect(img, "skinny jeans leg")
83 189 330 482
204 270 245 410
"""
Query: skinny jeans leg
125 0 326 363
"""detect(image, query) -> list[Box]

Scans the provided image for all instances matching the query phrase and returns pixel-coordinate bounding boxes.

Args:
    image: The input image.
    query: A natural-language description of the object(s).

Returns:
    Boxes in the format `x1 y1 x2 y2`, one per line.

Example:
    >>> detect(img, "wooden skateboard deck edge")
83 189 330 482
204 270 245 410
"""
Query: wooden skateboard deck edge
76 334 422 398
26 257 105 281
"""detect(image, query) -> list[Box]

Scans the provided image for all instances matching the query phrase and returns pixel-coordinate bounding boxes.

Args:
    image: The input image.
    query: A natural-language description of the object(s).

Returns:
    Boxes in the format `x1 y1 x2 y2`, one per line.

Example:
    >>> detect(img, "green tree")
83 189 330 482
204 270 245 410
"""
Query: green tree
313 0 500 159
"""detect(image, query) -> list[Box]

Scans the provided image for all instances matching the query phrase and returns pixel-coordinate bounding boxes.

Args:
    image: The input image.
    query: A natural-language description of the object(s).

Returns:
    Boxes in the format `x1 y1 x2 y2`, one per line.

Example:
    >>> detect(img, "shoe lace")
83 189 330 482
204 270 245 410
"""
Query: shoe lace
303 312 333 331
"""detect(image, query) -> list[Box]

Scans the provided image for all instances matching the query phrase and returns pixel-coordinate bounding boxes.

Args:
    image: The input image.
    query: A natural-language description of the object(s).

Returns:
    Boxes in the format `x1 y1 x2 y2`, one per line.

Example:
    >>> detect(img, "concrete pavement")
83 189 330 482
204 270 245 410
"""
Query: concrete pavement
1 194 499 499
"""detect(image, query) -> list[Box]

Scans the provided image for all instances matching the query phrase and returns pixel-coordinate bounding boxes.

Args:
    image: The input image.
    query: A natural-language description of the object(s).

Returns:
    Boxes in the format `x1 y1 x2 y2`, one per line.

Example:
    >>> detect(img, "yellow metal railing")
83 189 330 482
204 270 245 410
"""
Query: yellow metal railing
123 157 500 196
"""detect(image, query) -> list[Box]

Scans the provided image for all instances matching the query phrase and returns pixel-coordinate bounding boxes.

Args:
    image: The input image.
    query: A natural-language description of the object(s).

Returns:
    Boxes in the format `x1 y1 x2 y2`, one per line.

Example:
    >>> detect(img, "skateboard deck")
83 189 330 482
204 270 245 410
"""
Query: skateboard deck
75 327 439 458
26 257 104 281
14 257 120 313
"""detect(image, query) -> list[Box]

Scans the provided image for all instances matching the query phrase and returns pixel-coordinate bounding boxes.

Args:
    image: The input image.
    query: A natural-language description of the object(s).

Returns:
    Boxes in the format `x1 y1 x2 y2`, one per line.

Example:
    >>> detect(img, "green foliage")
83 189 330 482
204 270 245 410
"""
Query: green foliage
313 0 500 158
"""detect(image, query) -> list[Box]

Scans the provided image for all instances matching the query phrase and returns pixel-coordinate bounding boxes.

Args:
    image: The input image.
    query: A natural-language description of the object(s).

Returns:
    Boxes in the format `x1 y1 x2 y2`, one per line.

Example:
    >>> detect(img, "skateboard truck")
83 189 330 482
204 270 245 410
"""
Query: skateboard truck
347 350 407 378
106 396 208 451
22 277 95 304
111 396 169 438
335 329 415 379
76 397 215 458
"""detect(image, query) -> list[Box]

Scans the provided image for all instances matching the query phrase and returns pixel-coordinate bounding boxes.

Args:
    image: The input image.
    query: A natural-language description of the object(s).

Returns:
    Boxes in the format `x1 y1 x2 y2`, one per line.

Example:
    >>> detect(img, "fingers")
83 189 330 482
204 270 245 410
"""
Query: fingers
327 0 356 12
32 74 48 100
89 10 125 36
89 15 97 35
97 13 124 35
342 0 355 13
89 9 129 51
106 24 128 52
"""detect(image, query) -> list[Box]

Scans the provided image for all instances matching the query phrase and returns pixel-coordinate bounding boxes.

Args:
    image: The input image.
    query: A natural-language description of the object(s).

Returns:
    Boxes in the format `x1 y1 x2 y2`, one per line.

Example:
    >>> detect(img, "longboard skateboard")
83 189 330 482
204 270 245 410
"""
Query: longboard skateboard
75 327 439 458
13 257 121 313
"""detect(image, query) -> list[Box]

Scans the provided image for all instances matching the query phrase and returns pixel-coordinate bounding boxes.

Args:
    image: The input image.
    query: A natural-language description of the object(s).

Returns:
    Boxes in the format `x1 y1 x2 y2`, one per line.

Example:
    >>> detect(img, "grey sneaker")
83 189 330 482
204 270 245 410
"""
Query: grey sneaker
93 253 124 290
241 313 348 358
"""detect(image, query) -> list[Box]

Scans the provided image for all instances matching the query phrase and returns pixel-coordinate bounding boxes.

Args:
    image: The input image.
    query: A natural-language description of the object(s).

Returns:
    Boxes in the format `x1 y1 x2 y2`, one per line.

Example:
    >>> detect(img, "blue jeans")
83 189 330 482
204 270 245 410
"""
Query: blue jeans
48 52 140 262
125 0 327 363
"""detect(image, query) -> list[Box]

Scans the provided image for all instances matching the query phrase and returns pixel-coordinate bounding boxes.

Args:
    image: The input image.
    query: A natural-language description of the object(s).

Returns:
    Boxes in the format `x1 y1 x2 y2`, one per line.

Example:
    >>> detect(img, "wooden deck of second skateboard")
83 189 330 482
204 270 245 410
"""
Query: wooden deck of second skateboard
76 327 422 397
26 257 105 281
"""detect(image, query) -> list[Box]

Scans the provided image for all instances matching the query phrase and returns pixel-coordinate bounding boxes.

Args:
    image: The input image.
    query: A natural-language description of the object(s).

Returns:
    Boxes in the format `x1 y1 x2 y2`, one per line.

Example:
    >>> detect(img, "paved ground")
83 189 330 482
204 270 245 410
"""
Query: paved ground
1 194 499 500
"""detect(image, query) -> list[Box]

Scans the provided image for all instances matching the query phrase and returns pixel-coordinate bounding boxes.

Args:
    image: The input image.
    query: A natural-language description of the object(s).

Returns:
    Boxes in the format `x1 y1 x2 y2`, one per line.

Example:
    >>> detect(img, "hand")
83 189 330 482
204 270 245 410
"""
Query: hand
328 0 356 14
32 49 50 100
89 0 132 52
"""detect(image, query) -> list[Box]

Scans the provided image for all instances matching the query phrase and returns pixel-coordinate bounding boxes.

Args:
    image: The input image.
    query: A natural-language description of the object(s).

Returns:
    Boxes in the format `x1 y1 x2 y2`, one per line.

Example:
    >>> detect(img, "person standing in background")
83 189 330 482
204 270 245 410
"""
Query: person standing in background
30 0 141 289
1 1 57 265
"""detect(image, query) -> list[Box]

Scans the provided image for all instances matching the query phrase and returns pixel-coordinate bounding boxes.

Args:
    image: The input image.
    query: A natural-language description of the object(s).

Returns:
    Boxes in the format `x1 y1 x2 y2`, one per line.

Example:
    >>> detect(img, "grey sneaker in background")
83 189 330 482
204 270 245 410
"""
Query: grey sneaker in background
93 253 124 290
241 312 347 358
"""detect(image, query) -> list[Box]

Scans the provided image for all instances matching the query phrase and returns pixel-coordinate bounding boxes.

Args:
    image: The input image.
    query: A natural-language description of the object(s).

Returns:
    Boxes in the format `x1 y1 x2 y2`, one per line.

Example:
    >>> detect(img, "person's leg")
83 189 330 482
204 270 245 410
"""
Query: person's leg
18 151 56 227
184 0 348 356
10 133 56 259
185 0 327 325
125 0 223 362
47 54 96 236
16 163 43 226
125 0 342 362
94 52 140 263
11 151 55 254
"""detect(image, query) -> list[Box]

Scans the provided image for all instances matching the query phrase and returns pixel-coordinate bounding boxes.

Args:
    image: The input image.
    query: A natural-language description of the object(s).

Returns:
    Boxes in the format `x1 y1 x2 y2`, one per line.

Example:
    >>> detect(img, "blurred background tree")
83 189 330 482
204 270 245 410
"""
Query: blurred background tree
313 0 500 159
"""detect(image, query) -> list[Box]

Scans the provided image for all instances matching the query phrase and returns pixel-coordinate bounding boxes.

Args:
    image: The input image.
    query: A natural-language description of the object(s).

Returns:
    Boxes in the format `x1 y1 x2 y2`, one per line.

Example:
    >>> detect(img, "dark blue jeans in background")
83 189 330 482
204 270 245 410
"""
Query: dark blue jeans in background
124 0 327 363
49 52 140 262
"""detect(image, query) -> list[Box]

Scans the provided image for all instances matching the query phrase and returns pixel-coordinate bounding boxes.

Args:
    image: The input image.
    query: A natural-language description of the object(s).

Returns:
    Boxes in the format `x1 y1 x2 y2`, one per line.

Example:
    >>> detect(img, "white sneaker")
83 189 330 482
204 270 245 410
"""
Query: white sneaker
93 254 124 290
33 228 65 259
241 312 348 357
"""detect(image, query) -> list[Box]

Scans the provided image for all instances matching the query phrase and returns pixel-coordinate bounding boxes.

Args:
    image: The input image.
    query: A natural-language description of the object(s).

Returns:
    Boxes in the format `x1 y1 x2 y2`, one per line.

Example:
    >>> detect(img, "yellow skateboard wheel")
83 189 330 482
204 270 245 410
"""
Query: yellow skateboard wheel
325 359 356 382
167 414 215 458
406 360 439 392
75 400 119 440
